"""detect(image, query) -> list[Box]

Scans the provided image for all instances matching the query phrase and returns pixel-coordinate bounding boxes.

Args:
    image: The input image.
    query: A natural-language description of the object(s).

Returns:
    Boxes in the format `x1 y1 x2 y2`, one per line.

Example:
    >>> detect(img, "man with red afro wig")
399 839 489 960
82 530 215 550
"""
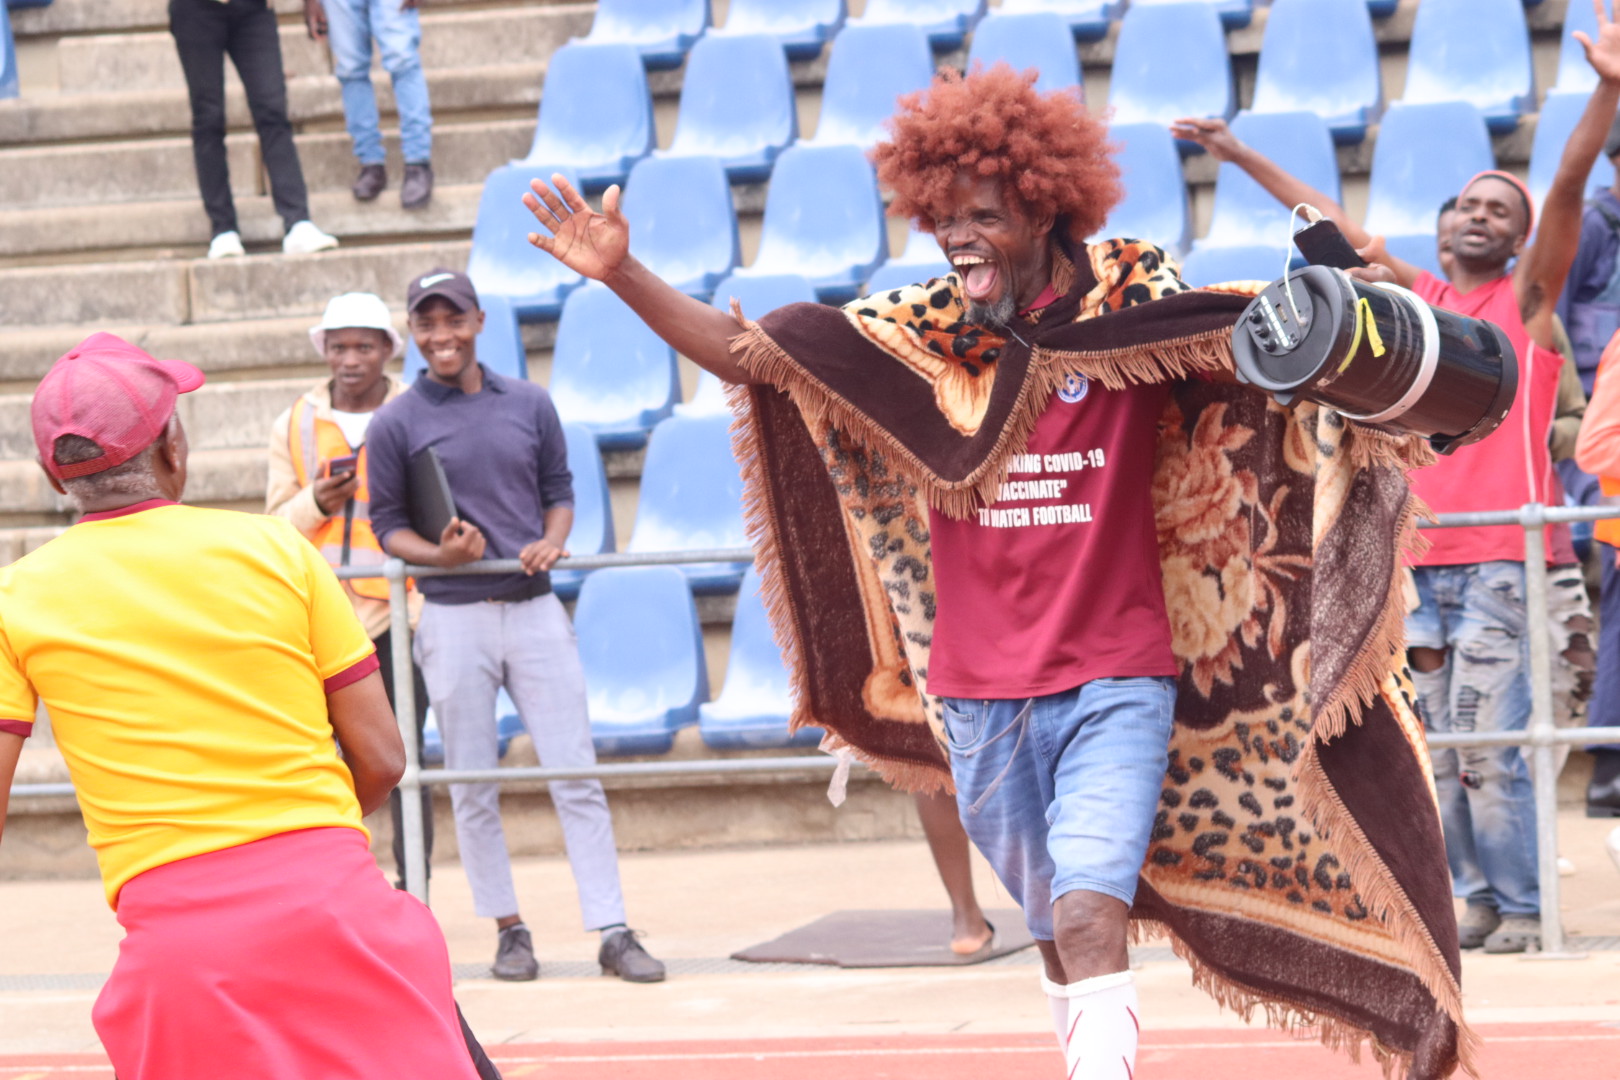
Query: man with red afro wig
520 62 1174 1079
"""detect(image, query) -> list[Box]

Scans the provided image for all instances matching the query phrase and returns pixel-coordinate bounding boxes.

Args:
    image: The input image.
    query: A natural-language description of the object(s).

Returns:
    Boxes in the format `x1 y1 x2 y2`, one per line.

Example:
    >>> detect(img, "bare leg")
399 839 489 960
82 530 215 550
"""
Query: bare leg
913 789 994 954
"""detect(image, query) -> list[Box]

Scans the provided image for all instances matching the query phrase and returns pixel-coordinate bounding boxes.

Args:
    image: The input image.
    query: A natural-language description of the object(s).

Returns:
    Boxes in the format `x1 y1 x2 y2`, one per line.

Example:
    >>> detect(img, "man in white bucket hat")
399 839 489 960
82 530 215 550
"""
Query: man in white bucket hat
267 291 431 888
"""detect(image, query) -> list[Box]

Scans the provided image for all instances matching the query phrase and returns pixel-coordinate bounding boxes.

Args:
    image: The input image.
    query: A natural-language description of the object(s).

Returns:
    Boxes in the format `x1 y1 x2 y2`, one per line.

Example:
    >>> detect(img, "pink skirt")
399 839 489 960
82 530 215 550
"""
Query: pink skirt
93 828 480 1080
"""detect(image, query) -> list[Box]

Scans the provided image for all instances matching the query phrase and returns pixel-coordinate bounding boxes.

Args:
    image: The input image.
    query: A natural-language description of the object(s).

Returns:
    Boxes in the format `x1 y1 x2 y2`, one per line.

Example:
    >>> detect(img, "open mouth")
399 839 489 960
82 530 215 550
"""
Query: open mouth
952 253 1000 302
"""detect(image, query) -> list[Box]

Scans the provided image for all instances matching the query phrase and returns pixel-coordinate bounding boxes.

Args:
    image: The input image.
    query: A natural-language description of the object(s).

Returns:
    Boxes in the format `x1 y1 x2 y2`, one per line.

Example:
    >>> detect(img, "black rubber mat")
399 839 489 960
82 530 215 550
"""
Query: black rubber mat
731 908 1035 968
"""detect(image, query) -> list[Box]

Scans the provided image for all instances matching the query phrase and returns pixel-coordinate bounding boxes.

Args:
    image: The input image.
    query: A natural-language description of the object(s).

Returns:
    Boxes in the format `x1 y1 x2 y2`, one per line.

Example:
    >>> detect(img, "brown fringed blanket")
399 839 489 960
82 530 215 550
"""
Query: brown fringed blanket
724 238 1473 1079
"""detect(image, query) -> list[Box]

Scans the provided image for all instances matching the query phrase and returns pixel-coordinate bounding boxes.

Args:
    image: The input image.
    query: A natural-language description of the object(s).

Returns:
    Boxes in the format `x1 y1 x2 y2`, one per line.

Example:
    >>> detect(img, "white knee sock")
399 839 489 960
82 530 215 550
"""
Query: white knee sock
1042 970 1138 1080
1047 984 1069 1048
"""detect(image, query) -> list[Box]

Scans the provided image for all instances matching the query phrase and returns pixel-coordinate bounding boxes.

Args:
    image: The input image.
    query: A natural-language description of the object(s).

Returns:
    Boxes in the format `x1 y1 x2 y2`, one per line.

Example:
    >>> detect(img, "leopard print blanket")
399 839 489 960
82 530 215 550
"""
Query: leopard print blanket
724 238 1470 1078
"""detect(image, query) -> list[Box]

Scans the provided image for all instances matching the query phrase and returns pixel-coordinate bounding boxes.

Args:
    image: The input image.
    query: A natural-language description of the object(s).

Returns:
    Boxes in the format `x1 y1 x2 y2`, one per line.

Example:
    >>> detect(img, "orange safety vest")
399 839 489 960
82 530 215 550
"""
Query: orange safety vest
289 396 390 601
1593 341 1620 548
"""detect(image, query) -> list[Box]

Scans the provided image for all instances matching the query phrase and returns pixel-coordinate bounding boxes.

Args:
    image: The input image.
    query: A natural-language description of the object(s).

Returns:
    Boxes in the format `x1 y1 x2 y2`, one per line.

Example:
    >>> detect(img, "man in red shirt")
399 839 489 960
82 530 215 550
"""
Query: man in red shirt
518 65 1177 1080
1176 2 1620 953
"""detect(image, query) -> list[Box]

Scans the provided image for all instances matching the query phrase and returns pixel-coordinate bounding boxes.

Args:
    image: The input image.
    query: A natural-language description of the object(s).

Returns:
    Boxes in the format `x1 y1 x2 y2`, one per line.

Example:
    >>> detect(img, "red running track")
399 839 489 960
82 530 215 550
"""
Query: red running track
2 1023 1616 1078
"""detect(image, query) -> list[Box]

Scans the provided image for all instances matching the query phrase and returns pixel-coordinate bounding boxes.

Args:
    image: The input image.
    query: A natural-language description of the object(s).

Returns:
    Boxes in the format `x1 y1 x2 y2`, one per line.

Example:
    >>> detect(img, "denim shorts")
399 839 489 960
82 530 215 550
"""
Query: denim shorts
941 676 1177 940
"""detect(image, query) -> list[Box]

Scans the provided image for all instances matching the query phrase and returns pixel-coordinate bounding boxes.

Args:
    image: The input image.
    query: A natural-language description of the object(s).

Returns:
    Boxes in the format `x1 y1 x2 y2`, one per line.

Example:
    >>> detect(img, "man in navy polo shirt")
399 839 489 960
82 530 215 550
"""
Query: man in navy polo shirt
367 268 664 984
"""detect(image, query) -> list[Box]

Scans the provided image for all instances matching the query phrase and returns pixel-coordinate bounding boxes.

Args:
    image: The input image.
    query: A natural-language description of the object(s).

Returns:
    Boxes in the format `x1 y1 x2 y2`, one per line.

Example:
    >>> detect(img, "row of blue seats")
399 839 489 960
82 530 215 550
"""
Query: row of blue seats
420 564 821 759
1 2 16 100
578 0 1437 70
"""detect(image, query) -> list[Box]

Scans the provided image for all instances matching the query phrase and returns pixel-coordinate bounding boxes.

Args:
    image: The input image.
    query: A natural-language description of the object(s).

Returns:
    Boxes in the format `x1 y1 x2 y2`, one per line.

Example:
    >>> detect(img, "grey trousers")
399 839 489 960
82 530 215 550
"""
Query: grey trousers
415 593 626 928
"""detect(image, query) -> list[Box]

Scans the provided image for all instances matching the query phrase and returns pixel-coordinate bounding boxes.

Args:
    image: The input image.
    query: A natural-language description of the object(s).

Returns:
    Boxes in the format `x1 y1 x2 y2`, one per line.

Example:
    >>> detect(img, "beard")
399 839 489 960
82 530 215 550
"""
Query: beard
965 290 1016 331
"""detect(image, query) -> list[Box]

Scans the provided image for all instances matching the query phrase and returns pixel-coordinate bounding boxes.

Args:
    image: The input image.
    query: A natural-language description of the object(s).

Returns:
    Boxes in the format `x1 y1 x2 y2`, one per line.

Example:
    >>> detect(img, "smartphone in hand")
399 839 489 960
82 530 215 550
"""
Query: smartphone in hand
322 453 360 479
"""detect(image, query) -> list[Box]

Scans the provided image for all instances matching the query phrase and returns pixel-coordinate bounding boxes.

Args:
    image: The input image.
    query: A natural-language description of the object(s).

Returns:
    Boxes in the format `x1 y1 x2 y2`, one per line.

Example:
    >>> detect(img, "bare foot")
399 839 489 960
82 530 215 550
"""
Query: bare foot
950 916 995 956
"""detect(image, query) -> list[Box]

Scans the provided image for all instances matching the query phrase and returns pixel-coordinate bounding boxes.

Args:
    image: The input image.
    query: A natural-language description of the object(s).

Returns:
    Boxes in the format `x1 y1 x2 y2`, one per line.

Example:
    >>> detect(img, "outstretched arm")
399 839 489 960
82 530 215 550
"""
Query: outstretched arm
1518 0 1620 344
523 176 760 385
1171 117 1422 287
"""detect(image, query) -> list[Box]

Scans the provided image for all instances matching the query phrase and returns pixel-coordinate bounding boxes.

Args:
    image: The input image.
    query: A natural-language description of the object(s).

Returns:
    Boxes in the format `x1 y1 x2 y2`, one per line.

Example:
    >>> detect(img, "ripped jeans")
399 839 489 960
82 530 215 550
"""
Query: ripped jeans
1407 561 1539 917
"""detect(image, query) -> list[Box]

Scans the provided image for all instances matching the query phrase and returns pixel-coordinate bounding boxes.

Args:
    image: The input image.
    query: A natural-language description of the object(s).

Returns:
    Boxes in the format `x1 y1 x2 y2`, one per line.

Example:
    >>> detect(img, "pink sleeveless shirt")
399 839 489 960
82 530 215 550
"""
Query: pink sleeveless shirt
1410 272 1575 566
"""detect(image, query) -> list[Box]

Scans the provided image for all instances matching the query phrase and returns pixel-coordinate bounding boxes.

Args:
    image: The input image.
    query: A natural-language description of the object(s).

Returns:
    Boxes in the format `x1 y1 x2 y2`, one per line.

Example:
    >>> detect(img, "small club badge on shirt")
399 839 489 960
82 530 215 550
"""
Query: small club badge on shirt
1058 373 1090 404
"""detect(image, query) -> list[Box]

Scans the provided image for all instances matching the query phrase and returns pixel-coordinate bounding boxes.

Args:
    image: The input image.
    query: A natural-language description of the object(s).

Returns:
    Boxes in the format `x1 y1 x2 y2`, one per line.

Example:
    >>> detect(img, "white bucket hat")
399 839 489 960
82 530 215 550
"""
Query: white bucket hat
309 292 405 359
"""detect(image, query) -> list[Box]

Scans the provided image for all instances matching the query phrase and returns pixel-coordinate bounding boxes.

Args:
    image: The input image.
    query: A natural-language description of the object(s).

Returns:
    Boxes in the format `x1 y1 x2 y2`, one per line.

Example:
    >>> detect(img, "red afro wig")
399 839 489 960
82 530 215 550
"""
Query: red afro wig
871 64 1122 246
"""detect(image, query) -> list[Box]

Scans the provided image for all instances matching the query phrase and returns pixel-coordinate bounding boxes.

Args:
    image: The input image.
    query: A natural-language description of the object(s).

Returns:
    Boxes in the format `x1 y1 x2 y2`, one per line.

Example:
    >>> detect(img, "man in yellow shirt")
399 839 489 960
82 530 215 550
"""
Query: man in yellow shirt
267 290 431 887
0 333 488 1080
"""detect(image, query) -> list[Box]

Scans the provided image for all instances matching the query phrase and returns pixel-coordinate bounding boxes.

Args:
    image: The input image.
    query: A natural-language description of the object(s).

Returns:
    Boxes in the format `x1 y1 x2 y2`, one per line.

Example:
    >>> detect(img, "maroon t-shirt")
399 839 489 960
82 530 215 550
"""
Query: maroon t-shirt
927 374 1177 699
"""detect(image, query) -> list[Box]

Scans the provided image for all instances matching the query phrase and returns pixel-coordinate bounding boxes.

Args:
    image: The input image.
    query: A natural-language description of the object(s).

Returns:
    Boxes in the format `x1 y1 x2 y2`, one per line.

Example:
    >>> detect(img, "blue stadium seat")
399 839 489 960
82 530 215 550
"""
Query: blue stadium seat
1529 91 1618 216
717 0 845 60
866 260 952 294
740 144 888 303
518 43 653 189
681 273 820 416
403 293 526 381
664 33 797 183
1249 0 1381 144
1197 111 1340 252
549 422 616 601
7 0 54 8
1109 3 1233 136
809 22 936 150
852 0 986 50
1092 122 1191 255
549 283 680 450
1556 0 1600 94
965 12 1083 96
1364 102 1494 268
626 414 750 593
0 3 16 100
700 566 822 749
581 0 710 69
467 165 585 320
621 155 739 299
997 0 1119 42
1381 234 1443 278
576 566 708 756
1179 244 1293 288
1365 0 1396 16
1402 0 1532 134
1129 0 1252 31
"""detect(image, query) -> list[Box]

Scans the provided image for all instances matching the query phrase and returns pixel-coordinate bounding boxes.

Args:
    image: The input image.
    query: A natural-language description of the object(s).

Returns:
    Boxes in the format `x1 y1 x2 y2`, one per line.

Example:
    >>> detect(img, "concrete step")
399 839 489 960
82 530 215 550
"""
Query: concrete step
0 446 265 517
0 119 530 212
8 0 556 37
0 239 470 330
55 5 592 96
0 60 548 146
0 525 69 565
0 313 561 387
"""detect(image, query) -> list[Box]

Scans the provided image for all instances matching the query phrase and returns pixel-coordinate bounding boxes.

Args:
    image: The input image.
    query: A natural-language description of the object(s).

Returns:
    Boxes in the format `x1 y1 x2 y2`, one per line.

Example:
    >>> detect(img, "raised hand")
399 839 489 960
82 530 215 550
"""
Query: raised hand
1576 0 1620 85
1168 117 1243 162
523 175 631 282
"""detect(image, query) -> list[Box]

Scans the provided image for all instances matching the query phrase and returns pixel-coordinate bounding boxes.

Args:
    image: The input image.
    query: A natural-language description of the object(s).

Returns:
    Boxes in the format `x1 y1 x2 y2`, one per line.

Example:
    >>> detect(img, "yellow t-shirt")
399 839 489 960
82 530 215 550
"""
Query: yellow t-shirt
0 501 377 907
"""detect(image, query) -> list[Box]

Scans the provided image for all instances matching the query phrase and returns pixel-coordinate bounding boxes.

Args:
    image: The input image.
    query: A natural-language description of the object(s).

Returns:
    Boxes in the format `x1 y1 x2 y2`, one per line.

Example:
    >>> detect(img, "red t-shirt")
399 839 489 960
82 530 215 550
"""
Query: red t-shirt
927 376 1178 699
1409 272 1575 566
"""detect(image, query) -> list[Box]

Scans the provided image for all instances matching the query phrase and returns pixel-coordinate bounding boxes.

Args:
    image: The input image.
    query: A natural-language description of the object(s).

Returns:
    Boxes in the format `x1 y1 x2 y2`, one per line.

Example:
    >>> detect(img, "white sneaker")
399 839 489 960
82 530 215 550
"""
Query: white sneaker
282 220 339 255
1607 825 1620 875
207 230 245 259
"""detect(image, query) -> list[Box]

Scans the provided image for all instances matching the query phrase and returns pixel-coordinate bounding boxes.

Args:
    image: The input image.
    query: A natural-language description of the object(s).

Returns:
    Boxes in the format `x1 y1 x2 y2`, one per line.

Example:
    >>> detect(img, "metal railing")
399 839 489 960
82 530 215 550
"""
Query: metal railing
9 509 1620 956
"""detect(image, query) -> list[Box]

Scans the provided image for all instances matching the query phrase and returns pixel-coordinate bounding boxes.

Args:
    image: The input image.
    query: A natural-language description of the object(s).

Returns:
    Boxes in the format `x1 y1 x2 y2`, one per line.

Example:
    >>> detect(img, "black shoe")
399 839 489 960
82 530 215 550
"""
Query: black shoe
1588 750 1620 818
401 162 434 209
598 928 666 983
492 924 539 981
352 163 386 201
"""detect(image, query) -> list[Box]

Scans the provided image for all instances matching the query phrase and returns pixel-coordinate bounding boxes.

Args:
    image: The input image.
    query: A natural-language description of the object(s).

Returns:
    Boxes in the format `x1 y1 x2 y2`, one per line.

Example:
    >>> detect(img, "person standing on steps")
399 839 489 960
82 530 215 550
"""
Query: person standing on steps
266 291 434 890
169 0 339 258
1174 0 1620 955
366 268 666 985
302 0 435 208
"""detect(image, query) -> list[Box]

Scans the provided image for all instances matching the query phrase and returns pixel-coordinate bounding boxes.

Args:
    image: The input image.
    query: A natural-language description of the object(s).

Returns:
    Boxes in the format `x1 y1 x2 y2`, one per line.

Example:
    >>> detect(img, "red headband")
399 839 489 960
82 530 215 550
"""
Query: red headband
1460 170 1535 235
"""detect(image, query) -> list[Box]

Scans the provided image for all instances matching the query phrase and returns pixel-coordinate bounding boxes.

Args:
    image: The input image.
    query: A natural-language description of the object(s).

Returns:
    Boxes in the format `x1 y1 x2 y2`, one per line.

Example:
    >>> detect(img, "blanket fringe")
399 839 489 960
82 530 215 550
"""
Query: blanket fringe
1127 917 1464 1080
1293 745 1482 1077
1311 488 1433 742
1032 326 1236 390
723 372 952 796
1345 423 1439 474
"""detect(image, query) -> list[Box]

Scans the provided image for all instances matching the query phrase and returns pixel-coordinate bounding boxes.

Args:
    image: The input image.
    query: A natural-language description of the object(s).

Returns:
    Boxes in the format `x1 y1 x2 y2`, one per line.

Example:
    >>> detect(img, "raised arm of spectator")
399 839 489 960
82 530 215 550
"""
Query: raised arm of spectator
1170 117 1422 287
1517 0 1620 345
522 176 760 385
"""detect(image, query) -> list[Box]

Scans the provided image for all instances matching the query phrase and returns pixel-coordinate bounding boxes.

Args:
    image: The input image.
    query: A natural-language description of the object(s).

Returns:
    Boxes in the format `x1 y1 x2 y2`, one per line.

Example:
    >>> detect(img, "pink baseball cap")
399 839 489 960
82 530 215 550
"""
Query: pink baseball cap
32 333 206 480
